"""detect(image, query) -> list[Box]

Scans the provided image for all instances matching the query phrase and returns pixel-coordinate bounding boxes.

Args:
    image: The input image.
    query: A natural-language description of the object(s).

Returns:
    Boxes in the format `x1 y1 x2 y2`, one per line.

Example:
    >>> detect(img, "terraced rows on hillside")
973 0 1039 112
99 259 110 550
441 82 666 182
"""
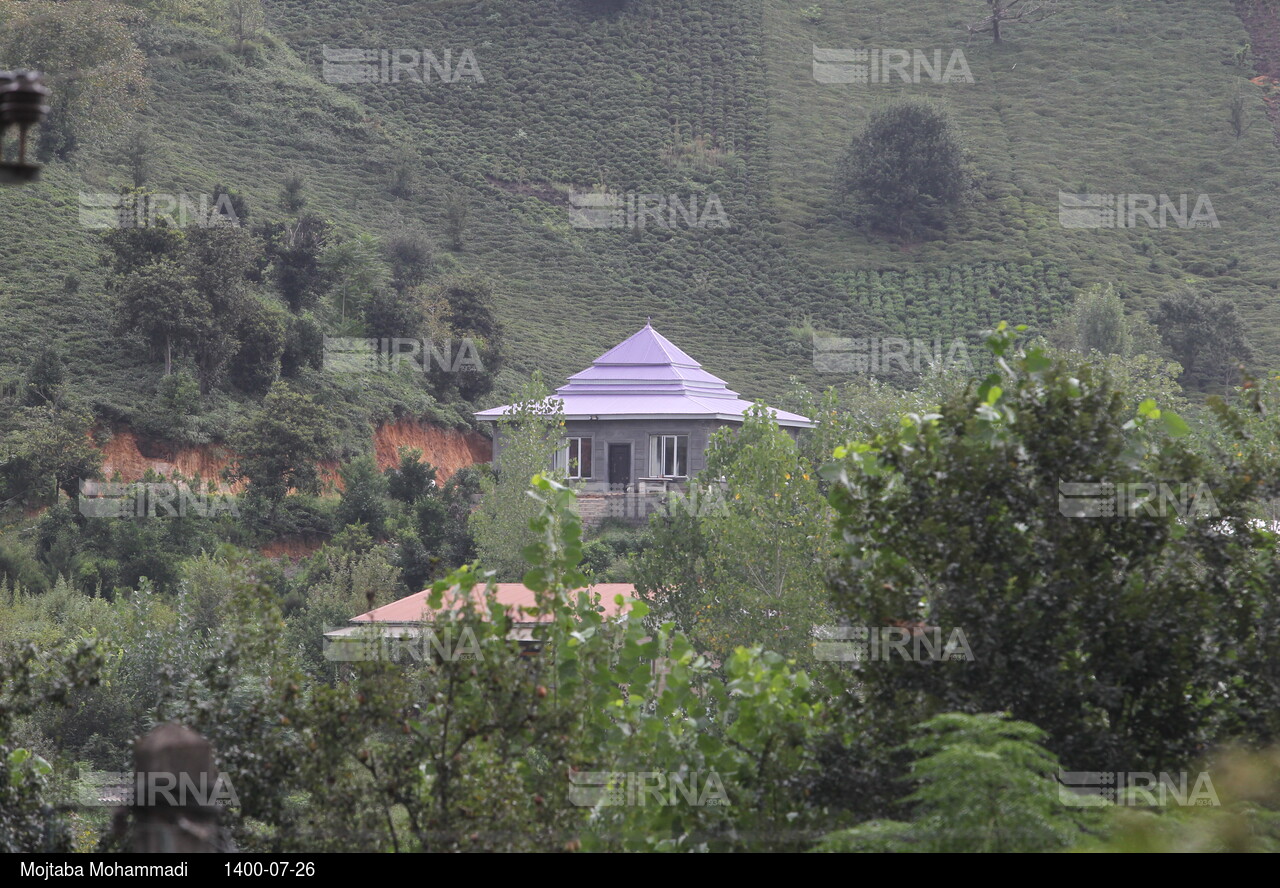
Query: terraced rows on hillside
2 0 1278 433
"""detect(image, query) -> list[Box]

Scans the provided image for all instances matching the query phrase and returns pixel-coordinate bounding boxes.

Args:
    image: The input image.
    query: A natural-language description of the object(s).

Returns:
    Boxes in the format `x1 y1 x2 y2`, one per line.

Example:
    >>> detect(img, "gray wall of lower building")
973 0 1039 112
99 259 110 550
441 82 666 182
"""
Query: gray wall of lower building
487 417 735 485
566 418 727 483
484 416 805 488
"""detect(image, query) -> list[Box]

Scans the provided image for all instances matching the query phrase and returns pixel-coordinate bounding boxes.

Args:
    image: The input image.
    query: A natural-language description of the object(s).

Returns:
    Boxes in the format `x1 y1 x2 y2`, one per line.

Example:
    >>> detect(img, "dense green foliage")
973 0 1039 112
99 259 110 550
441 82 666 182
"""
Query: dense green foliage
0 638 102 852
228 381 336 515
1048 282 1166 360
815 713 1087 853
5 0 1280 856
837 100 971 237
822 325 1280 803
470 373 565 581
636 407 834 662
0 478 833 851
6 332 1280 849
1152 286 1255 389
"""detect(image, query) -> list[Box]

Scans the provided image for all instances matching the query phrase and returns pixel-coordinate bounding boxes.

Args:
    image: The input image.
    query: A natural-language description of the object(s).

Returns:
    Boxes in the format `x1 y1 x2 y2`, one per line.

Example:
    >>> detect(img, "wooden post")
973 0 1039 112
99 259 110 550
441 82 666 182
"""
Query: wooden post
129 724 223 853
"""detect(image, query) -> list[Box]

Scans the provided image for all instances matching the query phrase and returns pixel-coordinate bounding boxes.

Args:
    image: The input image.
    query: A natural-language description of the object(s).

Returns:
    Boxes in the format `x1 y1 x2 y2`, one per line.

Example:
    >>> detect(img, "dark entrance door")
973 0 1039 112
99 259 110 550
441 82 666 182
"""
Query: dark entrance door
608 444 631 489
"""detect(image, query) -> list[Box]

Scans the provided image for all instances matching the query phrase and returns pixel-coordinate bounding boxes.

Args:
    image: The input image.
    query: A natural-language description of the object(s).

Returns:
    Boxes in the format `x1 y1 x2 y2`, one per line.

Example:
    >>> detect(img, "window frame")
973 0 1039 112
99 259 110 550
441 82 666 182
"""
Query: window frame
649 434 689 479
556 436 594 480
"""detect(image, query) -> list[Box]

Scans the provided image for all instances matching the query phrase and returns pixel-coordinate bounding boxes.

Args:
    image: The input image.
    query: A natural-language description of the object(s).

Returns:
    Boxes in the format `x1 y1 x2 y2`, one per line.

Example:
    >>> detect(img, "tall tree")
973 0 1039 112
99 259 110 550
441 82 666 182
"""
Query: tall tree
21 346 67 408
185 227 258 393
386 447 438 505
229 295 288 393
336 455 391 539
470 374 564 580
431 274 503 401
444 192 469 251
101 212 186 277
321 234 389 325
280 312 325 378
1152 287 1253 390
816 713 1087 852
223 0 266 57
365 288 425 342
386 230 435 292
228 382 336 517
114 258 205 376
121 127 155 188
838 100 970 237
1049 283 1165 360
638 407 835 663
261 214 332 312
1 406 102 503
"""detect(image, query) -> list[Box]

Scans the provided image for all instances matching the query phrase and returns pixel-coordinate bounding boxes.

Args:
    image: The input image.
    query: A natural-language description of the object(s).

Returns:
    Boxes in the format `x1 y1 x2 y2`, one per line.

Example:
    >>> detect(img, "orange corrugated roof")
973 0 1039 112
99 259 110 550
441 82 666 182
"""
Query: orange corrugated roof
351 583 637 625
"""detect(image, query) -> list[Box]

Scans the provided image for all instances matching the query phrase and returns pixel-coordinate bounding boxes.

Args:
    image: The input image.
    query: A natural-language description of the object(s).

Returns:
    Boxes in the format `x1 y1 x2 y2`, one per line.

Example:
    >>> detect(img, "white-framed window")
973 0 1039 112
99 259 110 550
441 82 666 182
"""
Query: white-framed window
649 434 689 479
554 437 593 479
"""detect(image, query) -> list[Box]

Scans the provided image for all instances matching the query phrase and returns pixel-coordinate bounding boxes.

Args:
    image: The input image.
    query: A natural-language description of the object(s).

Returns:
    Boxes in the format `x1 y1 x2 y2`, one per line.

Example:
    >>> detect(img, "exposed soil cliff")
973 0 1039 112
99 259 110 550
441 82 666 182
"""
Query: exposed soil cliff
99 420 492 490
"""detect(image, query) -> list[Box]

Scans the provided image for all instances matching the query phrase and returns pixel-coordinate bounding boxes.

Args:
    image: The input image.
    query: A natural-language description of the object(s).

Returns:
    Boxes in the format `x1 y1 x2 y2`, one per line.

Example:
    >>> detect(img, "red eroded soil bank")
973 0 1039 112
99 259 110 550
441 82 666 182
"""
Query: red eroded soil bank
100 419 491 489
96 419 491 562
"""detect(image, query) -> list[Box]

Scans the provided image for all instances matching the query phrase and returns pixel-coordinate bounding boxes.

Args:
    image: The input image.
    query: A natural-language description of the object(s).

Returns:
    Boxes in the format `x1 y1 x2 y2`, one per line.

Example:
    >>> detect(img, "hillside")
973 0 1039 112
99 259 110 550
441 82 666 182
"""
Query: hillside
1 0 1277 437
9 3 1280 855
765 0 1278 351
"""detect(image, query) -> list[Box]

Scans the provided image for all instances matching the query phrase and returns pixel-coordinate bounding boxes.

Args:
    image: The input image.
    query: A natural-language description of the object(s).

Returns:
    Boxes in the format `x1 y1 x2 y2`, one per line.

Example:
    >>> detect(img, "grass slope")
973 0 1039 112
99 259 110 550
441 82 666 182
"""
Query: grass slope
2 0 1278 441
764 0 1279 357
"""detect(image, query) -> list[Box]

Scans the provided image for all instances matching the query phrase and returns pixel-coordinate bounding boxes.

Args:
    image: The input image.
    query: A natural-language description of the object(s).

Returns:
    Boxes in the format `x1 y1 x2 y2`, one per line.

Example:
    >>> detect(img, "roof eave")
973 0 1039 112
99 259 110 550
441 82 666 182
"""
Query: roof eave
477 410 814 428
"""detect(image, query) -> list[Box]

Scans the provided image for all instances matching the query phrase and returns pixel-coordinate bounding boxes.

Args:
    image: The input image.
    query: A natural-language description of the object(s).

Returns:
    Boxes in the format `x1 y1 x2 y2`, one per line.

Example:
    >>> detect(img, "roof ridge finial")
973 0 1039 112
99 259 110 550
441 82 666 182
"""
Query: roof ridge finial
645 316 652 327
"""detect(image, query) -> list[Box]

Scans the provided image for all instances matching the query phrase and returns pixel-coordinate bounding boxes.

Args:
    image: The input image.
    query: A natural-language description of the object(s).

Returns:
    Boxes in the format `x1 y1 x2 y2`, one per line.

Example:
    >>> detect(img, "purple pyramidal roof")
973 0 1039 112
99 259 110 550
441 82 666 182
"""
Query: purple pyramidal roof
475 323 813 427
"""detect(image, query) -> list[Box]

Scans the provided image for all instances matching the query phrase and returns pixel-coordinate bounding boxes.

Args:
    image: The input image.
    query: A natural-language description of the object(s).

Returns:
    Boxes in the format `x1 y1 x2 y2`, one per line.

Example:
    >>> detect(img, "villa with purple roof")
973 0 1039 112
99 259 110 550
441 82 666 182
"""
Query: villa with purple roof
475 323 813 496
